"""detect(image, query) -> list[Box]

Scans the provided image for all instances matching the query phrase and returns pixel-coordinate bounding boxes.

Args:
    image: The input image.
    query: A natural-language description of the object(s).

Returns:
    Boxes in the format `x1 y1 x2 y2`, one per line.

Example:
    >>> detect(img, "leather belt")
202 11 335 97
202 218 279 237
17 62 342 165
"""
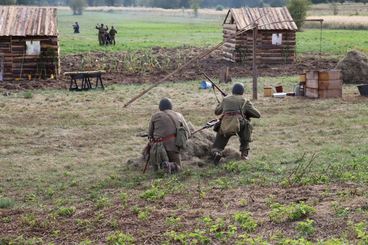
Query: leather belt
152 134 176 143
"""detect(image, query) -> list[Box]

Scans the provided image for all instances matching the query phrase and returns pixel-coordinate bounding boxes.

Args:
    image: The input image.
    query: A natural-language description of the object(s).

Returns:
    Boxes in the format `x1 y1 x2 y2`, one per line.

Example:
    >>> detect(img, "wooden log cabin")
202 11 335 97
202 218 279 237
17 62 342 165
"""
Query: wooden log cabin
223 7 298 64
0 6 59 82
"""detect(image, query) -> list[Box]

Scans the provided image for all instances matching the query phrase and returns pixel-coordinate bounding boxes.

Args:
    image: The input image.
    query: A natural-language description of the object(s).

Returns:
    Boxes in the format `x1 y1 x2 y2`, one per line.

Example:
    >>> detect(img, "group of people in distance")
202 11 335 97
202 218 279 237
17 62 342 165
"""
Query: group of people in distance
96 23 118 46
147 83 261 174
72 22 118 46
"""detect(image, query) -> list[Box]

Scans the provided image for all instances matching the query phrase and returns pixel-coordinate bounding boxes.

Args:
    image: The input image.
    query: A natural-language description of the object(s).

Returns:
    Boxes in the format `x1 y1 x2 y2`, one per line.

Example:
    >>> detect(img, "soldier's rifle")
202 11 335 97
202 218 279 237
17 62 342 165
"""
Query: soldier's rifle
190 119 219 136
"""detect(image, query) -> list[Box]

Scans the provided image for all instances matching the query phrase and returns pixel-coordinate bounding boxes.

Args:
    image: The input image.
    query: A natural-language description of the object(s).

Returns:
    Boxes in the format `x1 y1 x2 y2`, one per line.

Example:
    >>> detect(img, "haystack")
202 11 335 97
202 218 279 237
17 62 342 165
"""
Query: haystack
336 50 368 84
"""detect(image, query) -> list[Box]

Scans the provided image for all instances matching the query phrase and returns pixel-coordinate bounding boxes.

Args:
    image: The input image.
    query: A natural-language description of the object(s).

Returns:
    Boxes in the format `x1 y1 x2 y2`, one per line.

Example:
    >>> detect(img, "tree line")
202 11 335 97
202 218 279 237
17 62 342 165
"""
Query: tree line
0 0 366 7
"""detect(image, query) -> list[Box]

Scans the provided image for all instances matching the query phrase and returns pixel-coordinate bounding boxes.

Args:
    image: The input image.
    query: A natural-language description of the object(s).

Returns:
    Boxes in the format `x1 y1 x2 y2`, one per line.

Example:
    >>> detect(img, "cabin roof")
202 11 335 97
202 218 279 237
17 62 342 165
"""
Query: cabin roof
224 7 297 31
0 6 57 36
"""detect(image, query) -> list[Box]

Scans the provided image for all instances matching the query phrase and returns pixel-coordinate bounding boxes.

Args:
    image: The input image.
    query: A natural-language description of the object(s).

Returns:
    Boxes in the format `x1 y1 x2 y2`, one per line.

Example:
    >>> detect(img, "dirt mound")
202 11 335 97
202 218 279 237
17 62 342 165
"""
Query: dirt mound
182 122 240 166
336 50 368 84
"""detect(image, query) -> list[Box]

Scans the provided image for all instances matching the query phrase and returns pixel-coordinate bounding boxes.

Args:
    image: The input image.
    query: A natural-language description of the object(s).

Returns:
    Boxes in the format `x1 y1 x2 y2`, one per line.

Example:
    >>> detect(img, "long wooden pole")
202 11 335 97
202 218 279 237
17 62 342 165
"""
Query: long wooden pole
123 41 224 108
252 24 258 100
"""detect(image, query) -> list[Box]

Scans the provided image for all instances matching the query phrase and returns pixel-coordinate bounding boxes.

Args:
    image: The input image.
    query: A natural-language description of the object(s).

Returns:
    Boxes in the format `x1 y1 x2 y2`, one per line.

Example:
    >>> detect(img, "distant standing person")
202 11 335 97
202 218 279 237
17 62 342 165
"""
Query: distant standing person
73 22 80 33
109 26 117 45
96 23 107 45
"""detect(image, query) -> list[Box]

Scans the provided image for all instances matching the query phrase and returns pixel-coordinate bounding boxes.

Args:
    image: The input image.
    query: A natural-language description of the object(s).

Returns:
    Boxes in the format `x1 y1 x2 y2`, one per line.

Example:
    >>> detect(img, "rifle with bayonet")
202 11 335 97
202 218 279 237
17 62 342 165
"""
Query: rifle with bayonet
202 72 227 103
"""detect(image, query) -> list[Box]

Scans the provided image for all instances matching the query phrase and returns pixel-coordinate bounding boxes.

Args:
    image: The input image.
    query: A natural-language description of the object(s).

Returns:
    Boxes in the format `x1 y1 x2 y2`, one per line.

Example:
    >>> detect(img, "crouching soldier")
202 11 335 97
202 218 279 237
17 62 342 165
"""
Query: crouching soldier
212 83 261 164
147 98 190 173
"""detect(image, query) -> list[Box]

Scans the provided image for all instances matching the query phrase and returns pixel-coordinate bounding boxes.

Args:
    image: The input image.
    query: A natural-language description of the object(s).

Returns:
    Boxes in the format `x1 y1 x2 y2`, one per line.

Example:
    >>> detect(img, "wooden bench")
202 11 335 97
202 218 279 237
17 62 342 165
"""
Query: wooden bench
64 70 105 91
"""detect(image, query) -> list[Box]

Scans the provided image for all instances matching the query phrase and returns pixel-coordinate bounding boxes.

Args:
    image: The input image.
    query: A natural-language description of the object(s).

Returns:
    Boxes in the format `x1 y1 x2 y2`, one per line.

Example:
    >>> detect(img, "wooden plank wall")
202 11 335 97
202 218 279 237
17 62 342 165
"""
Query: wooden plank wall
0 36 59 81
223 28 296 64
0 37 12 80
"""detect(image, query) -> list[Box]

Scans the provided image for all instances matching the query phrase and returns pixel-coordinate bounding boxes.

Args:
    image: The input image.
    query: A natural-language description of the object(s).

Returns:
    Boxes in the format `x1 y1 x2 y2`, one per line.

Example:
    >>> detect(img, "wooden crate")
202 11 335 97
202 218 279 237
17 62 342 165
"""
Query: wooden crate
304 70 342 99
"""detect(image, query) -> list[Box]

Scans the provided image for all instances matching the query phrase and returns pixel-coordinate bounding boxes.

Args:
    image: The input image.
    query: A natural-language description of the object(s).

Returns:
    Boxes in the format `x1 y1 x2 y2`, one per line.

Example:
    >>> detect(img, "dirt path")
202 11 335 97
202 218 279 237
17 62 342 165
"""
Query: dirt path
0 47 338 91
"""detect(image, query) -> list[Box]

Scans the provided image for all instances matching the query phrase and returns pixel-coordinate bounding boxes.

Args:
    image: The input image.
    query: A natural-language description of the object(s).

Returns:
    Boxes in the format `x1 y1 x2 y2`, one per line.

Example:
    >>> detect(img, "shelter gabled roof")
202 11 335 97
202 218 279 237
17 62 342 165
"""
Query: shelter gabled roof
0 6 57 36
224 7 297 31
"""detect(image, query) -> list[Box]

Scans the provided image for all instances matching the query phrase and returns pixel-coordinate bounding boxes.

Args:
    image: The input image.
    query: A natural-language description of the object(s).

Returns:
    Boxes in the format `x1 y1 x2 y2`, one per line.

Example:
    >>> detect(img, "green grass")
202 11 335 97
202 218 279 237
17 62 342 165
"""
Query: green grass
0 78 368 243
58 9 368 56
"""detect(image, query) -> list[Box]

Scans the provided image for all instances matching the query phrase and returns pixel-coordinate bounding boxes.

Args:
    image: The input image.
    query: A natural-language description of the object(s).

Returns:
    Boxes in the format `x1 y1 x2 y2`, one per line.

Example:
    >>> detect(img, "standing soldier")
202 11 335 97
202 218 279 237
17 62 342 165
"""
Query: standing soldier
109 26 117 45
147 98 190 173
73 22 80 33
96 24 105 45
211 83 261 164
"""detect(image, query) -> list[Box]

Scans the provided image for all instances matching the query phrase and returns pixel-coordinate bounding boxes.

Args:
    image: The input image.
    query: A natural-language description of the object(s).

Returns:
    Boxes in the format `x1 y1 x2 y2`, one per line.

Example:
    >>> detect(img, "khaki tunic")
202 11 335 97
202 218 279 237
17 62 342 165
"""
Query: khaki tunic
148 110 189 153
215 95 261 119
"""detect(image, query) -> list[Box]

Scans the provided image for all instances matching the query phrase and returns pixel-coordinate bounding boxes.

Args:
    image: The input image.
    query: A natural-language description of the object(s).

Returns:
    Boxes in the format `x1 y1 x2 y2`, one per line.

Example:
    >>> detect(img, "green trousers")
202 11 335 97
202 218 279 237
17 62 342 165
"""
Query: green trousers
212 119 252 153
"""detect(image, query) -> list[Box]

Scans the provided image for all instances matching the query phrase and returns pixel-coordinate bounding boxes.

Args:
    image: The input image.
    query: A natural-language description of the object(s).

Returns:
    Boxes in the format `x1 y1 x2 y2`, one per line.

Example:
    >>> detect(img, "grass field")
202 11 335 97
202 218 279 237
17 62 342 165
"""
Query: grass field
1 78 368 243
58 10 368 56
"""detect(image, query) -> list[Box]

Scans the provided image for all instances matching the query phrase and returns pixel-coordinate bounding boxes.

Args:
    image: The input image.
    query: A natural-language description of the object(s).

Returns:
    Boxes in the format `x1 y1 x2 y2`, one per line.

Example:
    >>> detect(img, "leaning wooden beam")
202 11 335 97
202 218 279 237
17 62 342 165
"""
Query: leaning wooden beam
123 41 225 108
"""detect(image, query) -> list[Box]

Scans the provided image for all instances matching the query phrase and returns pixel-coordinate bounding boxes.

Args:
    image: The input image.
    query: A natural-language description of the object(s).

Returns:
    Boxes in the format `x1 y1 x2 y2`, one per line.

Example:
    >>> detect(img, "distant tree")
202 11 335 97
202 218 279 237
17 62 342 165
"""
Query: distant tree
330 2 338 15
0 0 16 4
190 0 202 17
123 0 136 6
69 0 87 15
287 0 311 30
270 0 285 7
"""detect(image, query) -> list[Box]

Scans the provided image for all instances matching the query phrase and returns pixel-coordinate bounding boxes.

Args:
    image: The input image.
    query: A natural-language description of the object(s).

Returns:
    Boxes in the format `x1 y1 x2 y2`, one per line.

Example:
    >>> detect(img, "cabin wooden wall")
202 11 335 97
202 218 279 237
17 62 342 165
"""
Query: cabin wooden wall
223 26 296 64
0 36 59 81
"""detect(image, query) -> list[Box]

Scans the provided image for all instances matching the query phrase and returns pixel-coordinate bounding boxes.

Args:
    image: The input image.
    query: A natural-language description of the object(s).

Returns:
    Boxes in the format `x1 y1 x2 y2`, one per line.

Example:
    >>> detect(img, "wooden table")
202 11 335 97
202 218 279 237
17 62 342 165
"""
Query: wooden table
64 70 105 91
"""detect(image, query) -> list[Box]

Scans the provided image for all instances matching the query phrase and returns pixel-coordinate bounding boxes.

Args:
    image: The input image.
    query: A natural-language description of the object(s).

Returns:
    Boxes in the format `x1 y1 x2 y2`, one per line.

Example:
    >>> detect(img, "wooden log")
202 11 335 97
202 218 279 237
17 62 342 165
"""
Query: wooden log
306 71 319 80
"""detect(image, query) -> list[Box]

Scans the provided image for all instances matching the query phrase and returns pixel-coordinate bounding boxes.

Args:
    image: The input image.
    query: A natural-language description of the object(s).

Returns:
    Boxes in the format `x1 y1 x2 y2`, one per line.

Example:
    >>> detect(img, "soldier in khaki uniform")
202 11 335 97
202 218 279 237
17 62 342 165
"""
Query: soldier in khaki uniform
212 83 261 164
148 98 190 172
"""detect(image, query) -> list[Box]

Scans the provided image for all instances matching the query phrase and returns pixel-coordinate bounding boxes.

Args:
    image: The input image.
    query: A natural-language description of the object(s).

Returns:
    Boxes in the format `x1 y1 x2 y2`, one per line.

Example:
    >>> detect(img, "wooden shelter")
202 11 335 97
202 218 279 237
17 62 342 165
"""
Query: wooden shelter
0 6 59 81
223 7 297 64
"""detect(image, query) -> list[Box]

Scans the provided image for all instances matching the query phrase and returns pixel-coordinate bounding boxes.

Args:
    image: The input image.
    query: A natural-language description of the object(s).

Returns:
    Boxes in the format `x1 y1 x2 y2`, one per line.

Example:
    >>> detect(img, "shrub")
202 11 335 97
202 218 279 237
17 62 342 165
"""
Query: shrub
269 202 315 223
106 231 135 245
0 198 15 209
215 4 224 11
296 219 315 237
287 0 311 29
233 211 258 232
69 0 87 15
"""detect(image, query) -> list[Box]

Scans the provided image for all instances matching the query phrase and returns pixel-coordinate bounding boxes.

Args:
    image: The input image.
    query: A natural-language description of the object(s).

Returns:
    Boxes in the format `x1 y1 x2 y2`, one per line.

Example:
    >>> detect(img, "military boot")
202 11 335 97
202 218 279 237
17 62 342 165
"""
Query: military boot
213 152 222 165
240 150 249 160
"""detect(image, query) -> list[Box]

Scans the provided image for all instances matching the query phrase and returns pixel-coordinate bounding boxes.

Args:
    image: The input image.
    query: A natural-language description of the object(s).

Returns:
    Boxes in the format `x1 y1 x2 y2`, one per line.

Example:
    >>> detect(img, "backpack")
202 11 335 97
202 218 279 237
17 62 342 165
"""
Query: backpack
165 112 188 149
219 100 246 137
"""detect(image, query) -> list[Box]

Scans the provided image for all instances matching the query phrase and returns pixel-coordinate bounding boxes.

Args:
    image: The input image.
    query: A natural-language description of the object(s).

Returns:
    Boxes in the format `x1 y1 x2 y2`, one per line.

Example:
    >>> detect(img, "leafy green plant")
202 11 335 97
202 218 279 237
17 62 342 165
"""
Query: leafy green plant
233 211 258 232
119 192 128 206
269 202 315 223
165 216 182 227
56 206 76 217
0 198 15 209
332 202 350 218
23 91 33 99
165 229 210 244
95 196 110 209
137 209 150 221
140 185 165 201
106 231 135 245
296 219 315 237
354 222 368 241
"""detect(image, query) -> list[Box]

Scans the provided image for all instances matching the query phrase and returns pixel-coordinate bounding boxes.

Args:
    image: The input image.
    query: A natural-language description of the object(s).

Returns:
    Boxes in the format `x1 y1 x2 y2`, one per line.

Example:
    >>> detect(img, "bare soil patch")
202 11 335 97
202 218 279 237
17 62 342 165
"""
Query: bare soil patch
0 47 338 91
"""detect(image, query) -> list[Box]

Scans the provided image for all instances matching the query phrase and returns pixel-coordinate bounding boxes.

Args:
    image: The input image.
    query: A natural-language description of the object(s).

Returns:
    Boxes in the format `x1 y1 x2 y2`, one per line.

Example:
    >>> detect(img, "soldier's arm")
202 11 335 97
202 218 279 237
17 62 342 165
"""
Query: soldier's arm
215 101 224 115
243 100 261 119
177 113 191 137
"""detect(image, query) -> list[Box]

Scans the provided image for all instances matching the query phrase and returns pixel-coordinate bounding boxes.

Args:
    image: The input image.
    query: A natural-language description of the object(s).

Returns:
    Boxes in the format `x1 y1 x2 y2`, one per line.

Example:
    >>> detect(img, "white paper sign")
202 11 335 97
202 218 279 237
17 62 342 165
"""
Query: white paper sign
272 33 282 45
26 41 41 55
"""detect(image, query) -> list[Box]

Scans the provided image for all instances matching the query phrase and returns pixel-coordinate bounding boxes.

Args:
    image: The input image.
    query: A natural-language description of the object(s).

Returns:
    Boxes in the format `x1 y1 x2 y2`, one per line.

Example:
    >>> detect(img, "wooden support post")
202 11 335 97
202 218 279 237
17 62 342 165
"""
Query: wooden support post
252 24 258 100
